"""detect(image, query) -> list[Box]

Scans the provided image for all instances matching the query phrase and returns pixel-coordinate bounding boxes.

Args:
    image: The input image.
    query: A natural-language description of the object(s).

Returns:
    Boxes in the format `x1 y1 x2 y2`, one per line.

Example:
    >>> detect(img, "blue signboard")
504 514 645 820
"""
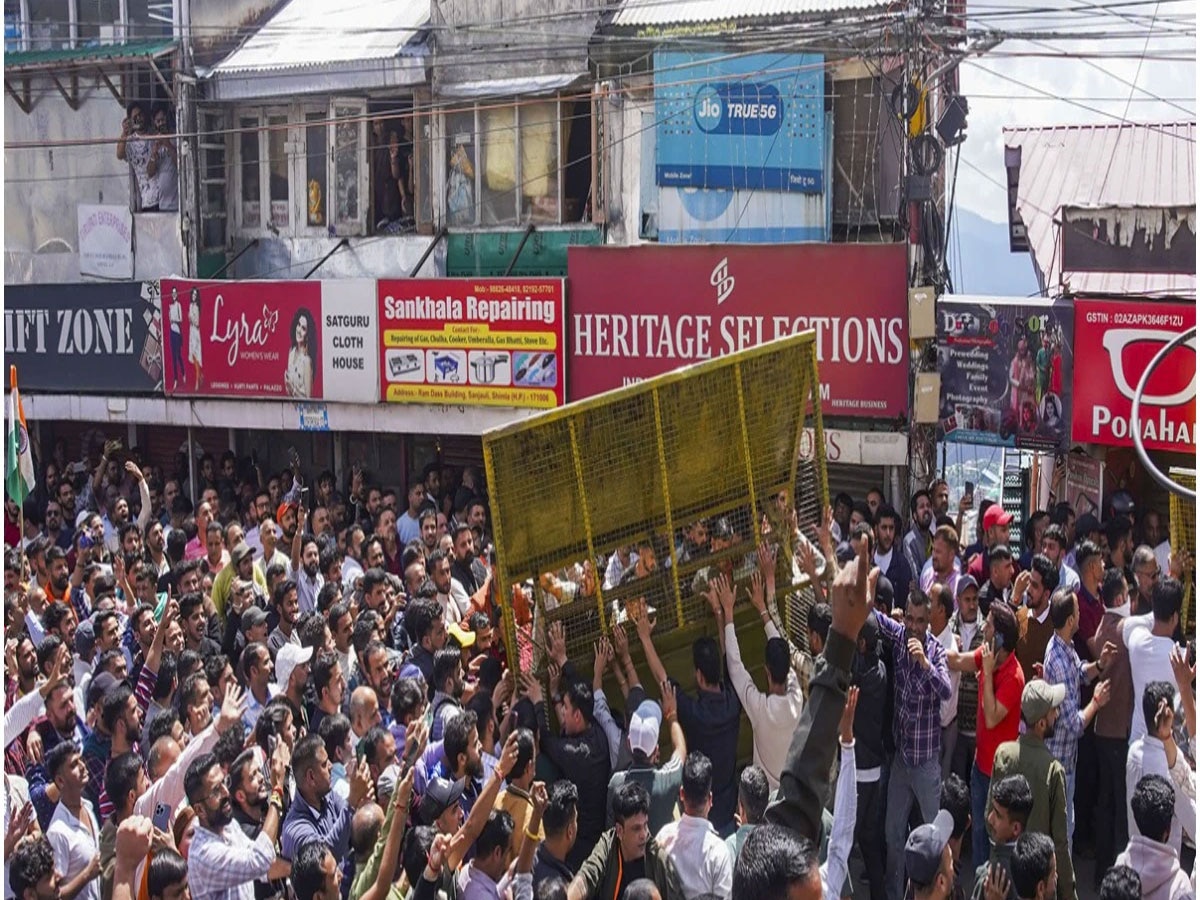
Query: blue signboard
654 51 826 193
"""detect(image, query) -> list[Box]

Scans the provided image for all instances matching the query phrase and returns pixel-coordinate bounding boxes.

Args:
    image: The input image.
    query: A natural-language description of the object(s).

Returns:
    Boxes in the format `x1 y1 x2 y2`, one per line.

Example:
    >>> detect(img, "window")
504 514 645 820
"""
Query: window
75 0 119 44
199 109 228 249
442 96 591 228
305 111 327 227
14 0 174 49
232 99 377 238
367 97 432 235
266 114 289 228
239 117 261 228
25 0 70 50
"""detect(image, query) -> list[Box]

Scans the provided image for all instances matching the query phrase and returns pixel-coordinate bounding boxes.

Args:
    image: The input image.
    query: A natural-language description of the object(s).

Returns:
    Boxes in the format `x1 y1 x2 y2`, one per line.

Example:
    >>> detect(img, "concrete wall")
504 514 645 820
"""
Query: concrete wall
4 84 186 283
223 233 445 279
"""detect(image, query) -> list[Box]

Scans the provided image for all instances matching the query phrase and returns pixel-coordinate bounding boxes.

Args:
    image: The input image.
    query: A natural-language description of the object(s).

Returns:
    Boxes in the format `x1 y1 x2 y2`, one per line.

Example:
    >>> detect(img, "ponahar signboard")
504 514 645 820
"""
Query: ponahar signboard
1071 298 1195 454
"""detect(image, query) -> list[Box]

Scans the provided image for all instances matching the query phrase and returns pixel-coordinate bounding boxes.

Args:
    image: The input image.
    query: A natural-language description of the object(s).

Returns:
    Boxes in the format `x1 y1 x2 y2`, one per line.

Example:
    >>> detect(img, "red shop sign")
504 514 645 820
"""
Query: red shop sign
566 243 909 418
1072 298 1196 453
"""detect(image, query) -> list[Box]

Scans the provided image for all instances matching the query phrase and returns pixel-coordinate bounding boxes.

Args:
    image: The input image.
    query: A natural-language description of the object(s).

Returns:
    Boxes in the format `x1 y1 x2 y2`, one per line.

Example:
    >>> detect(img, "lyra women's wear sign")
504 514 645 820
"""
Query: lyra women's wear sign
160 279 378 403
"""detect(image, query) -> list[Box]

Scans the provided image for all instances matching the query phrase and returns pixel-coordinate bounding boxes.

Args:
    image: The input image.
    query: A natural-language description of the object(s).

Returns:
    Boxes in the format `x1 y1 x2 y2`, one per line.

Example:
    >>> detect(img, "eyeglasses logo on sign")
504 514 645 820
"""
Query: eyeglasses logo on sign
693 83 783 136
1101 328 1197 406
710 257 735 306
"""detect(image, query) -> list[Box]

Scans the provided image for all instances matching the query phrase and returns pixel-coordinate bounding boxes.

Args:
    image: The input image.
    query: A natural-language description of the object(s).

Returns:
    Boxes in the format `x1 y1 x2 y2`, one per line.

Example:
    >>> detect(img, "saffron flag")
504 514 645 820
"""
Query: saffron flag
6 366 35 506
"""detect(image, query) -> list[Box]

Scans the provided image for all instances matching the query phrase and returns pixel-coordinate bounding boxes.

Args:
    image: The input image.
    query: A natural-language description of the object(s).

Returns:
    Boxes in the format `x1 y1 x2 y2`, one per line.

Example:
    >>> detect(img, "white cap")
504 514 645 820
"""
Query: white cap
627 699 663 758
274 643 313 691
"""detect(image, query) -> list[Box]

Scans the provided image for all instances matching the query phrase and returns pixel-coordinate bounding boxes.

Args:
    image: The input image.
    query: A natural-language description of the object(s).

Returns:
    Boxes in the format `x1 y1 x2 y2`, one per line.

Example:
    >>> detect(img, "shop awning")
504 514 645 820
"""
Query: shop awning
438 72 586 101
610 0 888 28
207 0 429 101
5 39 177 112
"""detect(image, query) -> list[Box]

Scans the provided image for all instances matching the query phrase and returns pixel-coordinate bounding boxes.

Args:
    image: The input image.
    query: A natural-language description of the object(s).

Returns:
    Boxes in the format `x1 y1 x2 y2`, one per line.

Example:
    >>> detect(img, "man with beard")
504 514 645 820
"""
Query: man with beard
145 521 170 580
967 505 1015 586
340 525 366 593
428 549 471 625
874 506 913 608
229 749 290 900
280 733 372 862
186 745 292 900
429 649 465 742
245 491 272 556
401 600 446 695
290 519 324 617
213 543 265 626
103 463 151 556
43 499 73 552
450 525 486 595
988 681 1072 900
903 490 935 593
179 593 222 658
417 511 438 564
43 601 79 651
44 546 73 607
268 581 302 657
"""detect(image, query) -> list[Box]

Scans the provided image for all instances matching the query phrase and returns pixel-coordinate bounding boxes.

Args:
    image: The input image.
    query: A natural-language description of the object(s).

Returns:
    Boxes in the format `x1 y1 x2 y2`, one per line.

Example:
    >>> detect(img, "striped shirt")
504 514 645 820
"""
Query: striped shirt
873 609 953 766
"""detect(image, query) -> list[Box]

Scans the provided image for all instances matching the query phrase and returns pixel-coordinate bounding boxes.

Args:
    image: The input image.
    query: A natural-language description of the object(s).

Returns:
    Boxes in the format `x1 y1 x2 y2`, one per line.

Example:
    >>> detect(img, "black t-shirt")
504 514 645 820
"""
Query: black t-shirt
617 855 647 898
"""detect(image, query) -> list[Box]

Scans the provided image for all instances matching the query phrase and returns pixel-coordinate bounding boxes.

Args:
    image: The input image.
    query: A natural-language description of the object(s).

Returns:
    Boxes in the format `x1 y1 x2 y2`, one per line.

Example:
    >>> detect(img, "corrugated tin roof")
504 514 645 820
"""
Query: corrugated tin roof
209 0 428 98
5 38 176 71
612 0 886 28
1004 121 1196 298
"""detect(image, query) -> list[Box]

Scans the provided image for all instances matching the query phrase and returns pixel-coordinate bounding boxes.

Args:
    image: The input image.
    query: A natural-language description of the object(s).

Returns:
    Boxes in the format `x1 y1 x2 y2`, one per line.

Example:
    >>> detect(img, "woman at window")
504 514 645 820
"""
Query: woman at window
188 287 204 390
284 307 317 398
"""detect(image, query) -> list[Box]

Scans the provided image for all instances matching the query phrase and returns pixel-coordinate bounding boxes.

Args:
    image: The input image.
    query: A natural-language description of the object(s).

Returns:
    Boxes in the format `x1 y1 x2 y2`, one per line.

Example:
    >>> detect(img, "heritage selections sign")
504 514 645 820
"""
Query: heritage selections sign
566 243 908 418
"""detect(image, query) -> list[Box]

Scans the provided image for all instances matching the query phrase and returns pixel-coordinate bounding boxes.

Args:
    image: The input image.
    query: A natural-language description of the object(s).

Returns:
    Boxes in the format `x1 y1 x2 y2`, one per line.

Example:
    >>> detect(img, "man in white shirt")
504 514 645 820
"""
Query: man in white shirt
1124 578 1183 743
44 744 101 900
720 568 803 790
929 583 960 779
1126 681 1195 854
655 752 733 900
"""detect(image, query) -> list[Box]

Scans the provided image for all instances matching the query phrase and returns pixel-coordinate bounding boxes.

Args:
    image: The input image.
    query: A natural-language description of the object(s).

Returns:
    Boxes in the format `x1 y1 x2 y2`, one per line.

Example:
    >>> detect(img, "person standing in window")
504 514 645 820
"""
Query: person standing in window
148 107 179 212
116 102 161 212
188 287 204 391
284 308 316 399
372 120 409 233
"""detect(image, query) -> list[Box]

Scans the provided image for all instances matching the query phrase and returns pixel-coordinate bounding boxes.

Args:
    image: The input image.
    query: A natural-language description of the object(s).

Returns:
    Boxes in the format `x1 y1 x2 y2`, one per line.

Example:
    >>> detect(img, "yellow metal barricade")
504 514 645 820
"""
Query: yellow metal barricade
483 330 830 676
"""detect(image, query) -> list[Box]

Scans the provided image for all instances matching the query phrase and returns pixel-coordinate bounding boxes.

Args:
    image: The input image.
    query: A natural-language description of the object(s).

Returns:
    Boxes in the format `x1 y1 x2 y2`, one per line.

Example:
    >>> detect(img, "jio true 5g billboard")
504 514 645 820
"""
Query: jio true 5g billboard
654 50 826 193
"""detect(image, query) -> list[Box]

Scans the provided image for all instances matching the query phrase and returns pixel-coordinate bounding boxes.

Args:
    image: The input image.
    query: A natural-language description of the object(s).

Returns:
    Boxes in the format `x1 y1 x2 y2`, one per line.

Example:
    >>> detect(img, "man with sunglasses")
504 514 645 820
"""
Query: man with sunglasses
185 743 292 900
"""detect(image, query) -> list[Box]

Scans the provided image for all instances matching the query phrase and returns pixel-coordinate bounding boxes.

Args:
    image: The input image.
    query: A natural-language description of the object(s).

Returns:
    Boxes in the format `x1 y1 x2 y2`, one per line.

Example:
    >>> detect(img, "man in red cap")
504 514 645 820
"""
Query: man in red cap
277 502 299 547
967 504 1014 584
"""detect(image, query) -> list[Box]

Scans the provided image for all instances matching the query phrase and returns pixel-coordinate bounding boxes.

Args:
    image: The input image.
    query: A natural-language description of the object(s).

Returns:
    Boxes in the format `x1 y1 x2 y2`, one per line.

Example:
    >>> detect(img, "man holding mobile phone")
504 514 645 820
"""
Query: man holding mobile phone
945 602 1025 869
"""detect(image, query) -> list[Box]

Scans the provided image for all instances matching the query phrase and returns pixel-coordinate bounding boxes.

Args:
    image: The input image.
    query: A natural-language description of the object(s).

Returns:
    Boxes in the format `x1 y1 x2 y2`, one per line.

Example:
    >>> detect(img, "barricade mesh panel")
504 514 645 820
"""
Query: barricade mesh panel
1169 468 1196 632
484 331 830 673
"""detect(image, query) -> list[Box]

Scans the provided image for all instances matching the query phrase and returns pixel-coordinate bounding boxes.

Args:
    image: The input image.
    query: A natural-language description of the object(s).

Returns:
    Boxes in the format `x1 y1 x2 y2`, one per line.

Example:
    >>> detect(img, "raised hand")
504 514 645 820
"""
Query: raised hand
497 730 520 779
611 621 630 660
829 534 874 641
216 682 247 734
750 570 769 617
114 816 154 867
531 781 548 815
547 620 568 667
983 863 1011 900
839 685 859 744
519 670 543 705
660 679 677 721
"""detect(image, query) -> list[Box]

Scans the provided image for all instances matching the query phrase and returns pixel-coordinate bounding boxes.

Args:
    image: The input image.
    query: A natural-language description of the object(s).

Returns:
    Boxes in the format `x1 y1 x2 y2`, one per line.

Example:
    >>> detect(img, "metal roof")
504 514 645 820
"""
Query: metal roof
5 38 176 71
209 0 428 100
1003 121 1196 299
611 0 887 28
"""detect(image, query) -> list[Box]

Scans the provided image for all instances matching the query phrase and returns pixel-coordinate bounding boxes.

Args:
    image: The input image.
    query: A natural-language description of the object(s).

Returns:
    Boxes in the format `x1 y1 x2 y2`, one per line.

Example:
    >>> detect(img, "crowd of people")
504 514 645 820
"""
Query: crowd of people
2 443 1196 900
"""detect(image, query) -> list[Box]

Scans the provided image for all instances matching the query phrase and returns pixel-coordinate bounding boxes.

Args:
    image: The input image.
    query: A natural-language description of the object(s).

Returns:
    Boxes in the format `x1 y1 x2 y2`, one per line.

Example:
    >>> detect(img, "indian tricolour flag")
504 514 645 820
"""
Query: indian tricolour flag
6 366 35 506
